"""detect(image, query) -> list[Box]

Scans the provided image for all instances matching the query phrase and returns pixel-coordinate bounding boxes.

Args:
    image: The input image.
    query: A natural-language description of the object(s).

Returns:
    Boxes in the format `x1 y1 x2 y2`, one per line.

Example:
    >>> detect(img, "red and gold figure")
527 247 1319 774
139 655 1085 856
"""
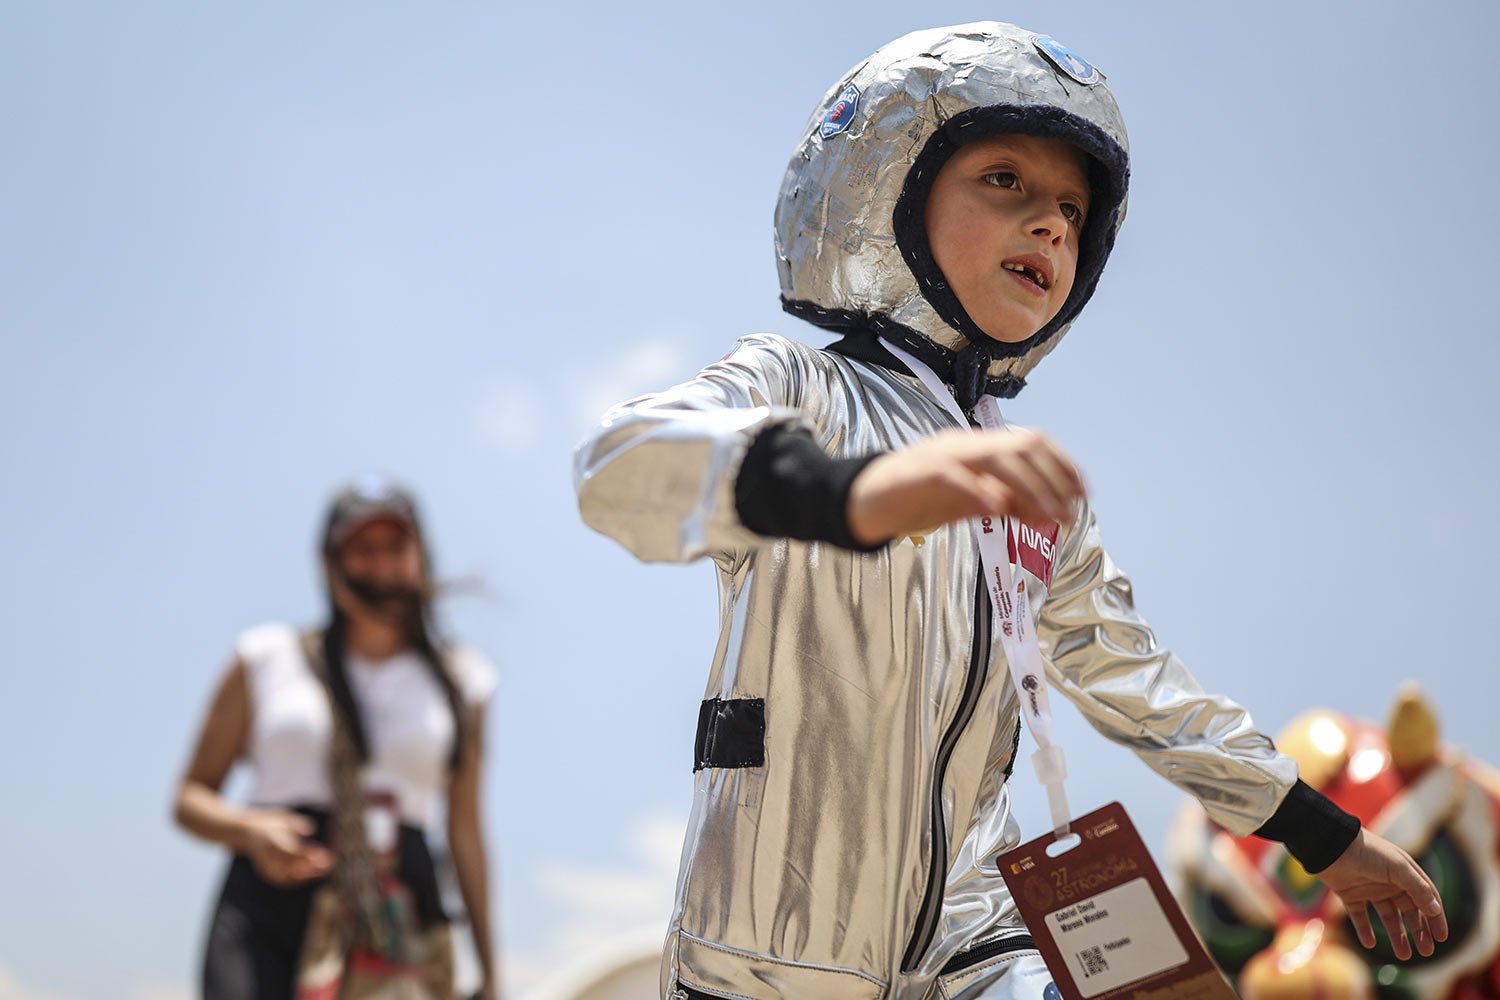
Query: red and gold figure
1168 686 1500 999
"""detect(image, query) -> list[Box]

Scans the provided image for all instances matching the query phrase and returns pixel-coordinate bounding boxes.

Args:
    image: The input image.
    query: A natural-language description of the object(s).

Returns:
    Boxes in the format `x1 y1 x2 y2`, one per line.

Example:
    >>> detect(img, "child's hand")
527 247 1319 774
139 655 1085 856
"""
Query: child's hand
1318 828 1448 959
846 427 1084 546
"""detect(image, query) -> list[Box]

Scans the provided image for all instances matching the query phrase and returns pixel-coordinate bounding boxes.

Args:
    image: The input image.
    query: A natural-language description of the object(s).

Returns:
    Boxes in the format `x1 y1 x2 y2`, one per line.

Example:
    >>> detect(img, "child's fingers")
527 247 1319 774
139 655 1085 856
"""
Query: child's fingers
971 433 1079 522
1003 462 1072 523
1348 905 1377 949
983 479 1048 524
1429 902 1450 943
1374 899 1412 960
1016 442 1086 514
1394 896 1424 947
1041 437 1087 497
972 467 1055 524
944 471 1017 522
959 448 1061 522
1388 854 1447 951
1397 859 1446 930
941 472 1048 529
1412 911 1434 957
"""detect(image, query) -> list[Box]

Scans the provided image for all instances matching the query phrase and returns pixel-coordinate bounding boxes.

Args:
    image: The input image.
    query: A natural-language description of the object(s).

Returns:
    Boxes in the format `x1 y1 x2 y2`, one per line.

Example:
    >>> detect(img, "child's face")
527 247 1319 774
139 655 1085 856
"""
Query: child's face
924 133 1091 344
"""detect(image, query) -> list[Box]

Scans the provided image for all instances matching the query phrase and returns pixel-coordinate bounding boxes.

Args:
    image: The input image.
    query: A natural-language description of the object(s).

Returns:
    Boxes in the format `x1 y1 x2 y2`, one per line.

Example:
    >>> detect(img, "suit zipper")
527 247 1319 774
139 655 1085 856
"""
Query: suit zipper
939 934 1038 975
900 571 992 972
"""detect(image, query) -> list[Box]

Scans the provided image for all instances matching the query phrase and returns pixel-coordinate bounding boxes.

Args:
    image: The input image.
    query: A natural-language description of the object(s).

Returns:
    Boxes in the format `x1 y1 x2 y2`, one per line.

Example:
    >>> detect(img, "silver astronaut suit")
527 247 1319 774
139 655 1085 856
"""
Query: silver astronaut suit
575 22 1298 1000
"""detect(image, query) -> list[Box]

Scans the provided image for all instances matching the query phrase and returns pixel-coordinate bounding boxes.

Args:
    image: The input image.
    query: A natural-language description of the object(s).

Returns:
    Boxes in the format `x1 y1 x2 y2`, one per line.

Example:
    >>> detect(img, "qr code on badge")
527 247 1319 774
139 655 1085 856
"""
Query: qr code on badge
1078 945 1108 978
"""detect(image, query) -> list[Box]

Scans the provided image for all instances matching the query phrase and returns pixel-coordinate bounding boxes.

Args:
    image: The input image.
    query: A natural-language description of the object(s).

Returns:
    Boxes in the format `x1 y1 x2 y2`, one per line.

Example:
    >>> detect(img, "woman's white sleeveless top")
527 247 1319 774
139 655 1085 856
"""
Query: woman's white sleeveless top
236 623 497 829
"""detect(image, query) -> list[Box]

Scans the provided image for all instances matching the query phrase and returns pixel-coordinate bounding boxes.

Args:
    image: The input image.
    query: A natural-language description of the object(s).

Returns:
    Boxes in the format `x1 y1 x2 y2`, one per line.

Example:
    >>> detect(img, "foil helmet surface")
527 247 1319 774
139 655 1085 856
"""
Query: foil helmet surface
775 22 1130 406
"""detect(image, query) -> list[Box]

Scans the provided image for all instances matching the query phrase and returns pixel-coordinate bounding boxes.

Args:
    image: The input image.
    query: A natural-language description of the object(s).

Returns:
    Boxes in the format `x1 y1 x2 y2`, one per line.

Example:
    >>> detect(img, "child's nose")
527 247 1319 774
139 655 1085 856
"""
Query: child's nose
1027 205 1070 243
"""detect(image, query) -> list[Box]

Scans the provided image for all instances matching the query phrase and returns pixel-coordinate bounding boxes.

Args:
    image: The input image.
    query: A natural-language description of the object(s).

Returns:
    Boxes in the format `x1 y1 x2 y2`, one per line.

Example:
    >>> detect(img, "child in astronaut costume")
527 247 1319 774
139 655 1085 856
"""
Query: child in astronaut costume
575 22 1445 1000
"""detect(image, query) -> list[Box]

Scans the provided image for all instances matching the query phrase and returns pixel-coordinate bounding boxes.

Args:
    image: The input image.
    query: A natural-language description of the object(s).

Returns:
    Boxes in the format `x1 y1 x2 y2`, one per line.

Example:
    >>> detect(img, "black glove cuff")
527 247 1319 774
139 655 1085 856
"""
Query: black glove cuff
734 426 885 551
1253 779 1361 873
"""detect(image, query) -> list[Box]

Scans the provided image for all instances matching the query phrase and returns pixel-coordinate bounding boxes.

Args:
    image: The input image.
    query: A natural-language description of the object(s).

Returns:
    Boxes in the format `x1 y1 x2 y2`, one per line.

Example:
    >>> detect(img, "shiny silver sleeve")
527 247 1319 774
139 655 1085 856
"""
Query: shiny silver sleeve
1036 502 1297 836
573 333 812 565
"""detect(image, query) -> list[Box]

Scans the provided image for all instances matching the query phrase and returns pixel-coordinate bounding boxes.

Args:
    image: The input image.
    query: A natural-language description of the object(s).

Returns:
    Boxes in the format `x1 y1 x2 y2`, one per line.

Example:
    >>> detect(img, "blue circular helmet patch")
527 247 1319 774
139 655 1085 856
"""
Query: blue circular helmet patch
1044 983 1063 1000
819 83 860 140
1032 34 1101 86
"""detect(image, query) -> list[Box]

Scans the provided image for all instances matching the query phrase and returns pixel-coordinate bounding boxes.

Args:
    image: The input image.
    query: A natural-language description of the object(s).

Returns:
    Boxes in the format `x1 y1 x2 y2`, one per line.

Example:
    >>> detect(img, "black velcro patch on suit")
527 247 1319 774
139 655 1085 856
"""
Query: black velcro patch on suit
694 697 766 771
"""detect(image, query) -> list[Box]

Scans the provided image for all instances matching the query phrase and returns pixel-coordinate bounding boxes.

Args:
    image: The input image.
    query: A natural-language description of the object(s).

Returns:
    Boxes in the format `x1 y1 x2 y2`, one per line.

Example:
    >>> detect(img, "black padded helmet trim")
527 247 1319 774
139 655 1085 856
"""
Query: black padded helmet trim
891 103 1129 362
782 297 1026 406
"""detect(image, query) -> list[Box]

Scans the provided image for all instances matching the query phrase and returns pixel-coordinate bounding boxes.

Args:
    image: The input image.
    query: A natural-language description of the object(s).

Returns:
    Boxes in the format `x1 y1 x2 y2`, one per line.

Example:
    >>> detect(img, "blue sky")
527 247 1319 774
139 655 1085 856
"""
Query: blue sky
2 2 1498 997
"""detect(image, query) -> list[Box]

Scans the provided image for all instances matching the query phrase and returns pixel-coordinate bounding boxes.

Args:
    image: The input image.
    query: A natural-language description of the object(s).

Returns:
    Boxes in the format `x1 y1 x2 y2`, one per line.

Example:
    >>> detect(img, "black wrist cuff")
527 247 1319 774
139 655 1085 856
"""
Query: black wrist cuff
1253 779 1361 873
734 426 885 551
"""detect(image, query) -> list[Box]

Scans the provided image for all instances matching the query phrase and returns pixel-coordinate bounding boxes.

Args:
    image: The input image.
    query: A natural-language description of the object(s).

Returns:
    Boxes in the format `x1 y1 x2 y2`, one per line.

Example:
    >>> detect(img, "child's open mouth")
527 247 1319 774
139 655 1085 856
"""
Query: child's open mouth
1002 260 1049 292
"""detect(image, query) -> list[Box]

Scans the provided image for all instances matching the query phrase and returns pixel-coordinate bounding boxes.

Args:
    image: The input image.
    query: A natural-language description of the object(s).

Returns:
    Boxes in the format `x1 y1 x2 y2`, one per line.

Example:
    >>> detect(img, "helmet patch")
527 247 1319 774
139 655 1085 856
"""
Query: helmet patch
1031 34 1101 85
819 83 861 139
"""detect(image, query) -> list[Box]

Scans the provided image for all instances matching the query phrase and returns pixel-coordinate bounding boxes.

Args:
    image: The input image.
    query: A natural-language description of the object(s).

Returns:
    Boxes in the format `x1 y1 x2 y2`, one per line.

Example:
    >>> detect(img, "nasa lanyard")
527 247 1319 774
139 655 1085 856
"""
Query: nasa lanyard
882 339 1074 837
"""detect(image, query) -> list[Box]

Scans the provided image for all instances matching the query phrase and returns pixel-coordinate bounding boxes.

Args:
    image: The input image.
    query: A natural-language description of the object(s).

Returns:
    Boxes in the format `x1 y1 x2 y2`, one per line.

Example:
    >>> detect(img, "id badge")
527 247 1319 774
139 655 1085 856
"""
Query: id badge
998 802 1235 1000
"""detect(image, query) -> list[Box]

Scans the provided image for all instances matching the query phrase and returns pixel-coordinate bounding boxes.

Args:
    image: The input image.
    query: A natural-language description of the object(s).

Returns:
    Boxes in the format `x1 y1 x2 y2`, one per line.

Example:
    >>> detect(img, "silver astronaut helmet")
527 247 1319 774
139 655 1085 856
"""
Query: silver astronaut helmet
775 22 1130 408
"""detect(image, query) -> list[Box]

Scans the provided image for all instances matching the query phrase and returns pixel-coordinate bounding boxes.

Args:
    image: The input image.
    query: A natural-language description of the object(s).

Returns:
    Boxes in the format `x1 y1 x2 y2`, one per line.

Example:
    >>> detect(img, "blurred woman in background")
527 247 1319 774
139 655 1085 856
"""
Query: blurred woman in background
174 476 499 999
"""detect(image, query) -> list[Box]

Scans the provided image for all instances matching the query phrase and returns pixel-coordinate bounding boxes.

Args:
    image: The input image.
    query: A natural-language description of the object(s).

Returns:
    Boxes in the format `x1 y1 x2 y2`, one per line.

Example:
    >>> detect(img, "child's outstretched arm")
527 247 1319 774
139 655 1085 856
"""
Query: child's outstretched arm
845 426 1085 545
577 332 1092 563
1034 504 1447 958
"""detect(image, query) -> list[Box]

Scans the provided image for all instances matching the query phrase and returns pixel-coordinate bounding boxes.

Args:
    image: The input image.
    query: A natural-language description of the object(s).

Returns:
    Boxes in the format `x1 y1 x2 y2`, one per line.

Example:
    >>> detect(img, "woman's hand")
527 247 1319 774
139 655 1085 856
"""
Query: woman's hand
846 427 1085 546
240 809 334 887
1318 828 1448 959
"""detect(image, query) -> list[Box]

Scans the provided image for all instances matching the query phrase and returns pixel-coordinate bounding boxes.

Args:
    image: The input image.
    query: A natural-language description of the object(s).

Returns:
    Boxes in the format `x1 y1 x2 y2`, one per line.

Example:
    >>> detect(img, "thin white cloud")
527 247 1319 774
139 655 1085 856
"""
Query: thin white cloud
510 813 685 999
571 340 695 433
475 378 544 454
0 962 72 1000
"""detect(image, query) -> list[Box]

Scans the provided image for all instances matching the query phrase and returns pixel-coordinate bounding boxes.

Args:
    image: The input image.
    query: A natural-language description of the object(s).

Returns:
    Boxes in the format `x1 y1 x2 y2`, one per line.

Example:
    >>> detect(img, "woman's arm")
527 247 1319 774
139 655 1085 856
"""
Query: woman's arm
173 657 331 885
174 657 256 847
449 703 498 998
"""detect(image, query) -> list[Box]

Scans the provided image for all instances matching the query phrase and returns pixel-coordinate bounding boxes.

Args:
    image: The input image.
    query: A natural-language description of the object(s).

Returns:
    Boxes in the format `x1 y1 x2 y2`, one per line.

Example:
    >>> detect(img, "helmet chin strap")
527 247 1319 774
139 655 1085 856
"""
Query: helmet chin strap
338 572 422 622
952 342 994 414
878 322 1027 413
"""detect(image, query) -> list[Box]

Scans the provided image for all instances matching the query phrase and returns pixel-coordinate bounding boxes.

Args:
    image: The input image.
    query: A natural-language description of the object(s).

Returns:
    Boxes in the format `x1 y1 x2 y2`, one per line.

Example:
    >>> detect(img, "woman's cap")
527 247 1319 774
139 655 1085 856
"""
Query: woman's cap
321 474 421 551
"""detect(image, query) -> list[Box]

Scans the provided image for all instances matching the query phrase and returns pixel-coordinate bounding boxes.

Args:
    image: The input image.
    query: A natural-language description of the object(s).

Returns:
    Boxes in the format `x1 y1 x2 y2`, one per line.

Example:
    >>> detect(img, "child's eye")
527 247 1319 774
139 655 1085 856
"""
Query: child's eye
1061 203 1085 225
981 171 1019 189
